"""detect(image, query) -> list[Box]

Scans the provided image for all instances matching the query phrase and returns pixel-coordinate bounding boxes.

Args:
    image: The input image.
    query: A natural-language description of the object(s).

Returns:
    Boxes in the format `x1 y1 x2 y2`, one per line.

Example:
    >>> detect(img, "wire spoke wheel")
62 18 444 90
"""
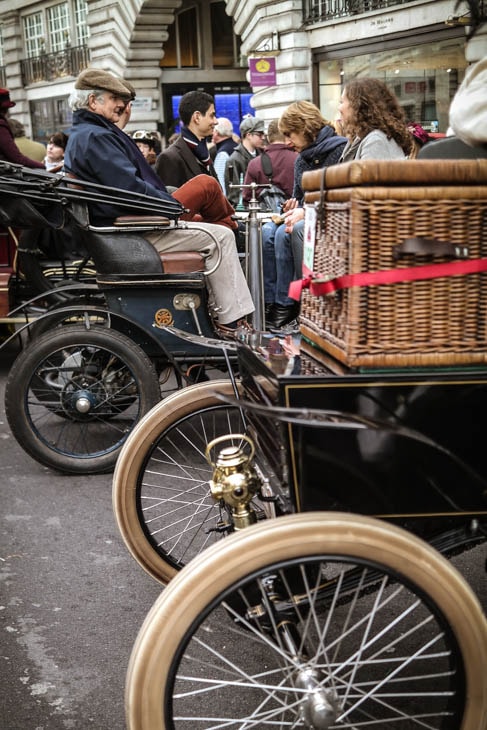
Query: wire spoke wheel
113 380 277 583
5 325 161 474
126 513 487 729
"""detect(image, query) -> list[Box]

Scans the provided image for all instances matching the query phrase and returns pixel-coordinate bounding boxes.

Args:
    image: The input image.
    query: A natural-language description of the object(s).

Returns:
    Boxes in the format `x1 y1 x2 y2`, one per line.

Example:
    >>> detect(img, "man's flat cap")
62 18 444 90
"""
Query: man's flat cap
122 80 136 100
240 115 265 136
75 68 133 99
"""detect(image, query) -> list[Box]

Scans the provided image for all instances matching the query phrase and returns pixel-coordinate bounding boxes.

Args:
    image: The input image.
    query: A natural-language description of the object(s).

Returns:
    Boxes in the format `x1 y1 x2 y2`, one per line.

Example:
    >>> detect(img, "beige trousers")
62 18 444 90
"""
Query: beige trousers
145 221 254 325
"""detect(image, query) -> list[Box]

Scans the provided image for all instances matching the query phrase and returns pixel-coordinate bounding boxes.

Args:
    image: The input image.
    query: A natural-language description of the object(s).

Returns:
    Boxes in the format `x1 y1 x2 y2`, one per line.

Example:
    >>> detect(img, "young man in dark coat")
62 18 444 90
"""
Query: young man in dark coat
155 90 220 189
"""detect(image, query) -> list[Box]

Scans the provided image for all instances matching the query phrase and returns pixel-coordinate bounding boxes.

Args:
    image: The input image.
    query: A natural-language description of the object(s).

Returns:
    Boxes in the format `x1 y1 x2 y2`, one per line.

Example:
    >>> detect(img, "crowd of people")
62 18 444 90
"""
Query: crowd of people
0 48 485 339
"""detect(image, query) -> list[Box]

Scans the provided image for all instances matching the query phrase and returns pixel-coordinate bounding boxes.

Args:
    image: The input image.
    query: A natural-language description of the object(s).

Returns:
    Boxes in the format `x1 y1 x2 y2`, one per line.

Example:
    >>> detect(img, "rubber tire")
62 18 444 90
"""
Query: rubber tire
126 512 487 730
113 379 244 584
5 325 161 474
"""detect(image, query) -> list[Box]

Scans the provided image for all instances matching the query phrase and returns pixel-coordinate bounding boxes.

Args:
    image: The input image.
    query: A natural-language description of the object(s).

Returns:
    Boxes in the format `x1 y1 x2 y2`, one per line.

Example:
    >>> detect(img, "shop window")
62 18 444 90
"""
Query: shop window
165 85 252 140
162 1 239 69
317 35 466 134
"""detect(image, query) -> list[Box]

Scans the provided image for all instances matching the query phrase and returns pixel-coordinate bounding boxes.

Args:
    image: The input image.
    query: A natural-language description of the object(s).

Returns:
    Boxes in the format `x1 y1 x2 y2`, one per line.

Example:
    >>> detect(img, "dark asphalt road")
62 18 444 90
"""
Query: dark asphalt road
0 338 485 730
0 342 162 730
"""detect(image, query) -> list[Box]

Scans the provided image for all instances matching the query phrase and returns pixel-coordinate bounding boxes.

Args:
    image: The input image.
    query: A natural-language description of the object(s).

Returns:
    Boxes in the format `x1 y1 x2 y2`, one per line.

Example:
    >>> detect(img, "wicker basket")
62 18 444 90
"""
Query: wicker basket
300 160 487 368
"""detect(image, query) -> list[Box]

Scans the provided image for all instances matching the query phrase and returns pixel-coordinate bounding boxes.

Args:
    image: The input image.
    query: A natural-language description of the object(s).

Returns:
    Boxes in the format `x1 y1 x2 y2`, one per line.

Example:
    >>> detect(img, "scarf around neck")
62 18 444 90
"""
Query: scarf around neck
181 125 211 168
300 124 347 164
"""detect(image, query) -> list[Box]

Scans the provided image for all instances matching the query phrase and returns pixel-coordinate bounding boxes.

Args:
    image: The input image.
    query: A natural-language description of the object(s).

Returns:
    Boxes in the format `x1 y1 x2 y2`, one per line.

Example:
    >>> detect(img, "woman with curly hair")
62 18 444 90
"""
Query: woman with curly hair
338 78 412 161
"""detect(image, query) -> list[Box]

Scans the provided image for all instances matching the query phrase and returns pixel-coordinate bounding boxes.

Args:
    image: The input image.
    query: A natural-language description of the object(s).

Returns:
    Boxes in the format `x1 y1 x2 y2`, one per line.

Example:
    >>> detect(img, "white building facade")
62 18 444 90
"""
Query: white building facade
0 0 484 142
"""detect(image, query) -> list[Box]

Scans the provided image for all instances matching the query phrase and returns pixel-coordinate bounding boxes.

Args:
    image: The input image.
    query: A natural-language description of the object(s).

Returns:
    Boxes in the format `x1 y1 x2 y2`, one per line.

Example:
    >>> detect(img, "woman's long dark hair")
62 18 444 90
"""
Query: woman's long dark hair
343 77 412 155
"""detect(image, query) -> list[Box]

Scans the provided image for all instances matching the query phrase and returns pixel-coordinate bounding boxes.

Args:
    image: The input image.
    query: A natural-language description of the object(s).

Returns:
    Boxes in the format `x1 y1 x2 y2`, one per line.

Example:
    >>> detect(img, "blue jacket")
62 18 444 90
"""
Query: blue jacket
293 125 347 204
64 109 181 224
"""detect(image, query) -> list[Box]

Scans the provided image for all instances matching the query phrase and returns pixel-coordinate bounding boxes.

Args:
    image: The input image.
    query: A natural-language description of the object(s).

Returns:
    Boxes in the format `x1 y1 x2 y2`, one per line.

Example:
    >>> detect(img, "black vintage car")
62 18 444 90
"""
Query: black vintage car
1 159 486 728
112 159 487 729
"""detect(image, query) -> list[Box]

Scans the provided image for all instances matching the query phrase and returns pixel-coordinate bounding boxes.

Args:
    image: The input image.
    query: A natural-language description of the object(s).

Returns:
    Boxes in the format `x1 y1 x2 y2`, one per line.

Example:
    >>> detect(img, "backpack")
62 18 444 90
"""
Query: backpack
257 153 288 213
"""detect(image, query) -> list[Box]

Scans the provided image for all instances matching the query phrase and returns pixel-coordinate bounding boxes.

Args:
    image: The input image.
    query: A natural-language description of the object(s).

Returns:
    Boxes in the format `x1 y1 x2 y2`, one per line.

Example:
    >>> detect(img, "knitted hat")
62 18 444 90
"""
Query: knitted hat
74 69 133 100
449 57 487 146
0 89 16 110
239 115 265 136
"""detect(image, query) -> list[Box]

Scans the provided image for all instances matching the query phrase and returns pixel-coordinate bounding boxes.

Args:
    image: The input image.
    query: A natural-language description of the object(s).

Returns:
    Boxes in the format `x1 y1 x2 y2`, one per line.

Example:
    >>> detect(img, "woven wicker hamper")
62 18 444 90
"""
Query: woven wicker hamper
300 159 487 368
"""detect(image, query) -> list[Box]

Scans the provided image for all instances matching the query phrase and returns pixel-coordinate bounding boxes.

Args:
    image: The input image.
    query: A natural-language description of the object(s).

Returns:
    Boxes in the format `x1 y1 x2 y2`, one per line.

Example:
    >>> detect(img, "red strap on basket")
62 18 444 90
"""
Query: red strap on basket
289 258 487 300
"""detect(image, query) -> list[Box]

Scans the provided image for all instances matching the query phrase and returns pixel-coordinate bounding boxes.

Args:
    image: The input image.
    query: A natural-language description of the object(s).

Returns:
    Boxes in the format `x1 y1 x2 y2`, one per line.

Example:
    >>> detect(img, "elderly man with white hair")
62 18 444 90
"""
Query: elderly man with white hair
64 68 254 334
212 117 237 194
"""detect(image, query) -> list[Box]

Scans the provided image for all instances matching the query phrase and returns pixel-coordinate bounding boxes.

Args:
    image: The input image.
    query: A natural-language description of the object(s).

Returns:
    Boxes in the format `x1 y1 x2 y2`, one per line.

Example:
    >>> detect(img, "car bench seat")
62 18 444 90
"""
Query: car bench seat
64 174 206 277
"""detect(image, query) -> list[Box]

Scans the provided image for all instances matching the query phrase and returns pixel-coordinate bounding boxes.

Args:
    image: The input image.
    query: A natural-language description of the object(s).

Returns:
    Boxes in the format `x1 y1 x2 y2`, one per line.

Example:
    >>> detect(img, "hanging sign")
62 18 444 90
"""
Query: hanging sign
249 57 277 87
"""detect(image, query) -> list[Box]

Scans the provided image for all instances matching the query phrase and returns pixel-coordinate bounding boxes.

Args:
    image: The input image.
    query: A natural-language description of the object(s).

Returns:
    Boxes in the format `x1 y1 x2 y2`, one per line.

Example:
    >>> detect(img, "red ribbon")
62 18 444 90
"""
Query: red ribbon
288 276 312 300
289 258 487 300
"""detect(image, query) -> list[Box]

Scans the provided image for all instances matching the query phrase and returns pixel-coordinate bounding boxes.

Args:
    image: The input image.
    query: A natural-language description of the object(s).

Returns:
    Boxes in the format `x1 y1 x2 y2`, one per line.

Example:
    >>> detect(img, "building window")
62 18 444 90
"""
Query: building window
48 3 70 51
23 12 46 57
23 1 88 56
30 96 72 143
74 0 89 45
161 5 199 68
211 1 239 67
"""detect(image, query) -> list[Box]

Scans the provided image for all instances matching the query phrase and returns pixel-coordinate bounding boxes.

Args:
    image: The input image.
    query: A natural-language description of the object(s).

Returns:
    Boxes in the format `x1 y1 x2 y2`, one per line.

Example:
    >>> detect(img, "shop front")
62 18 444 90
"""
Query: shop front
314 26 468 133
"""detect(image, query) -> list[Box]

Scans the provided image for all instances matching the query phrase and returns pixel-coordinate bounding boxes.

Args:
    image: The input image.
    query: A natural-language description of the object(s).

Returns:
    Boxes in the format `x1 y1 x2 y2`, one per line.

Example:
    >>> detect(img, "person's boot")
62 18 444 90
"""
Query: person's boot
267 302 299 329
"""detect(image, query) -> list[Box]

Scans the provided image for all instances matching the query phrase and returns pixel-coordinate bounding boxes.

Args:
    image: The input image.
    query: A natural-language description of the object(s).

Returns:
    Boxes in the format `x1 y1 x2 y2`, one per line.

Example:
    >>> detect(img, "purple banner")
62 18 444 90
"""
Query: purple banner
249 57 277 87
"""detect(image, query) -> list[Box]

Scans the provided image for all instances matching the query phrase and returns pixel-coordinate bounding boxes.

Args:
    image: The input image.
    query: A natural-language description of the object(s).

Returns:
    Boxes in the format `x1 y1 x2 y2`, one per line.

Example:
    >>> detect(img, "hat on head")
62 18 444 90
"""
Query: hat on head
239 115 265 136
132 130 156 149
74 68 133 100
0 89 16 110
122 80 136 100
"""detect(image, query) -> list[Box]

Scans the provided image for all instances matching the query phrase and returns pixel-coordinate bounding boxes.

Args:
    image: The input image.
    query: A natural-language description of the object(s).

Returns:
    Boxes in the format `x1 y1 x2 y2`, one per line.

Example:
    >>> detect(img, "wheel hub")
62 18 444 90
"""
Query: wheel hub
296 667 339 729
61 377 106 420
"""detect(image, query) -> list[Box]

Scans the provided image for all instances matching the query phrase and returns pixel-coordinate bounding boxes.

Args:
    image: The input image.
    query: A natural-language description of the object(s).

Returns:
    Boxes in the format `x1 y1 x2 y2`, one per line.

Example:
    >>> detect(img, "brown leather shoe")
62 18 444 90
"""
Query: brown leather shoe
215 319 253 341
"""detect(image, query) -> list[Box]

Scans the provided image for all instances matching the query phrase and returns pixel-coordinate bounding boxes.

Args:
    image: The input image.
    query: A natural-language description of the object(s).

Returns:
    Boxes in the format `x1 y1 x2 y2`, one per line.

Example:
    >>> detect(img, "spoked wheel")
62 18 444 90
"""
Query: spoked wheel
126 512 487 730
113 380 276 584
5 325 161 474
